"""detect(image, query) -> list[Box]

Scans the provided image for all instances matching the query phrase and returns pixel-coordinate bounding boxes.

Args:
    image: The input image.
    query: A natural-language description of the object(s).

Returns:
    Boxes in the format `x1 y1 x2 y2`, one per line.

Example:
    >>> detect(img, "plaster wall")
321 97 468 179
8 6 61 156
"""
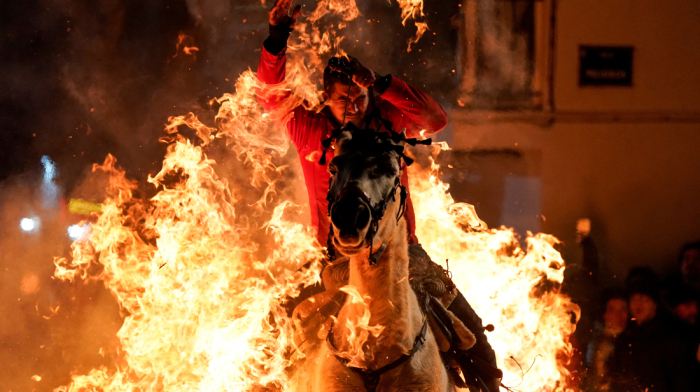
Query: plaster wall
448 0 700 280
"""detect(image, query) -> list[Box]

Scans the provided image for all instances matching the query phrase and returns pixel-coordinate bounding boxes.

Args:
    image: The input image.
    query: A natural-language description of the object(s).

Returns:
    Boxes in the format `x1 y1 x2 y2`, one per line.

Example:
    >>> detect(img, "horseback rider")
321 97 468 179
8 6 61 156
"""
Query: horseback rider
256 1 500 390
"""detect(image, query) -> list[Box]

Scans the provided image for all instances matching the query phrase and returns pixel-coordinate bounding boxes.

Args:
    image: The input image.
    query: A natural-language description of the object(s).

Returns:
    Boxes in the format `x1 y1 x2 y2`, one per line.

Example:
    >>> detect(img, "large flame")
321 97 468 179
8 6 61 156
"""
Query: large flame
409 149 580 391
53 1 578 391
55 140 324 391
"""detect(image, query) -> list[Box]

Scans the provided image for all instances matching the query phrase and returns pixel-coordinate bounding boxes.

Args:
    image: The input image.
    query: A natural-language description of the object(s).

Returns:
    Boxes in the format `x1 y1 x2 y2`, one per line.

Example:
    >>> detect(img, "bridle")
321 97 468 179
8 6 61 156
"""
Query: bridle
326 161 408 265
321 96 429 265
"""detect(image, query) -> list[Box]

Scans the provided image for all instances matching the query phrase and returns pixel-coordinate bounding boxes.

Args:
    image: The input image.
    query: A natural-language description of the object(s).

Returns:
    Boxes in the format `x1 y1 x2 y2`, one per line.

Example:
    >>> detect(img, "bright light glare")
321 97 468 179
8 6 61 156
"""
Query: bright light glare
20 218 38 232
67 224 90 240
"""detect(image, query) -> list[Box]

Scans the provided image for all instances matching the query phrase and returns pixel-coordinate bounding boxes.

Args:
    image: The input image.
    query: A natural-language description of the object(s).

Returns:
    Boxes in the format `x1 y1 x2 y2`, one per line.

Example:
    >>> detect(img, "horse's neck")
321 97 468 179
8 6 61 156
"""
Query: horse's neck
337 219 422 368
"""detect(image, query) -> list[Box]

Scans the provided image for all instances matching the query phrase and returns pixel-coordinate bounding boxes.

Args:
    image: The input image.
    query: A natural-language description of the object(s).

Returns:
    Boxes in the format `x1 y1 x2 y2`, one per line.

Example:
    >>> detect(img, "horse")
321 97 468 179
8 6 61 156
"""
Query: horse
289 128 461 392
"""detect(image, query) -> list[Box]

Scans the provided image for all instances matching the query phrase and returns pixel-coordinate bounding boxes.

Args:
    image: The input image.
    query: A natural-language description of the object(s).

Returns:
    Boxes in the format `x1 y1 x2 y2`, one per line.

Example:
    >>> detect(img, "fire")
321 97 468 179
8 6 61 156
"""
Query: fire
332 286 385 368
395 0 428 52
406 21 429 53
173 33 199 58
409 148 580 391
396 0 425 24
55 142 324 391
52 1 578 391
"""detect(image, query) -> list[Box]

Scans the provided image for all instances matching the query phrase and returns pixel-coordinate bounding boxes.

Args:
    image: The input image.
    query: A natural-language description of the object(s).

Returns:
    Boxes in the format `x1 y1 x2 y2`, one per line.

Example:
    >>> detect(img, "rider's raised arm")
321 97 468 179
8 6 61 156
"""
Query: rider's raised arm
377 76 448 139
256 1 310 144
257 19 293 100
257 0 300 89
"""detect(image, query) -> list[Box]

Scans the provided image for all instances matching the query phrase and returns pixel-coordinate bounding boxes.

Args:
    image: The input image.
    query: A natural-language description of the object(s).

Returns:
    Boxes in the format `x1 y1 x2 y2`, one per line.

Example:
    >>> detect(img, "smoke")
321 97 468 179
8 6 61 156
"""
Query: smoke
0 170 122 392
457 0 536 108
1 0 464 189
478 0 533 95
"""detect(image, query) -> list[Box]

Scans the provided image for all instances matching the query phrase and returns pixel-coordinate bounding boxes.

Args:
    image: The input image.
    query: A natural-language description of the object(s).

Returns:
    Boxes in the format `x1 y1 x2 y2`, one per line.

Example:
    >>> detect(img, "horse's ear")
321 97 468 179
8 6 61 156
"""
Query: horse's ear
398 128 407 146
336 130 353 153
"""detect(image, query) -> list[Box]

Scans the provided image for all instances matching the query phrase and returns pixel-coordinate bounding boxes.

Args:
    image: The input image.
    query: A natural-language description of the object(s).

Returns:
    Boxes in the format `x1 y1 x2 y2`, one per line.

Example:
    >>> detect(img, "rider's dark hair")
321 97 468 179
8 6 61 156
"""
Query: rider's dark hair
323 57 353 92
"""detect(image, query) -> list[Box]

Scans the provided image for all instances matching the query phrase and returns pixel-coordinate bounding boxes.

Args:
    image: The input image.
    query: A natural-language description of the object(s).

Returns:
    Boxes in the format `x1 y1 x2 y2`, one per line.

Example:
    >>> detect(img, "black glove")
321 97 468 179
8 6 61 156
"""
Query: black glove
264 23 293 55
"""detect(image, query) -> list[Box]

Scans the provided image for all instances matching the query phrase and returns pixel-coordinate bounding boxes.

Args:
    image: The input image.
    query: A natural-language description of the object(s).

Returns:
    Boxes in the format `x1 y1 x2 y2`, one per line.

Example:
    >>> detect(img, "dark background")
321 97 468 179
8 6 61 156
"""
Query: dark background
0 0 463 190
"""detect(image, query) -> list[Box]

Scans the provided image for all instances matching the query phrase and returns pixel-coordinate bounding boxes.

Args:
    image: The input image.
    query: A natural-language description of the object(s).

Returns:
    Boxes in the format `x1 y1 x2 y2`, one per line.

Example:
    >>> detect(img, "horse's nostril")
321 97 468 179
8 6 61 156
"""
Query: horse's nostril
331 197 371 232
331 207 345 228
355 204 370 229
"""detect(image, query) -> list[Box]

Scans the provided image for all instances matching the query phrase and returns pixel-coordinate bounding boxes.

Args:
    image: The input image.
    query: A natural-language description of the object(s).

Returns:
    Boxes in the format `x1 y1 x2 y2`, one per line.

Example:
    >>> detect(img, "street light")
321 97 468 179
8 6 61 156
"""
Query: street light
20 217 39 232
67 223 90 240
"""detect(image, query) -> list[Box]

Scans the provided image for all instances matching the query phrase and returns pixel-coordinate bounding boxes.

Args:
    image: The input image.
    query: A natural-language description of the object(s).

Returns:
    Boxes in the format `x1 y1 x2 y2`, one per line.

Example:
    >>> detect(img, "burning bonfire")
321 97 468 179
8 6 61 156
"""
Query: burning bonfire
53 1 579 391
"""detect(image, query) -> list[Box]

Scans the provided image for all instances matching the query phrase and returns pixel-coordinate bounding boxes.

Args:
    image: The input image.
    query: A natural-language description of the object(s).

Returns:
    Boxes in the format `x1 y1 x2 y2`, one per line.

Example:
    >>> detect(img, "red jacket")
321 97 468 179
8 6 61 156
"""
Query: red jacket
257 45 447 245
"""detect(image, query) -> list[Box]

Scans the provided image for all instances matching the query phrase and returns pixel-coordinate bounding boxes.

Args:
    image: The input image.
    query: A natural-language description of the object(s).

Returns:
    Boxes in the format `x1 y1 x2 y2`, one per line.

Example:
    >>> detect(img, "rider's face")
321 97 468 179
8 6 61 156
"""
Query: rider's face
326 81 368 127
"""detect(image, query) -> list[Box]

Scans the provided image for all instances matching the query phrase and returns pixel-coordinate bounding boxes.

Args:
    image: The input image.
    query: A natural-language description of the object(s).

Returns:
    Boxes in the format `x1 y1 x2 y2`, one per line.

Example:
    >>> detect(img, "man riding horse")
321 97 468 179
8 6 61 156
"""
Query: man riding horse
256 1 500 390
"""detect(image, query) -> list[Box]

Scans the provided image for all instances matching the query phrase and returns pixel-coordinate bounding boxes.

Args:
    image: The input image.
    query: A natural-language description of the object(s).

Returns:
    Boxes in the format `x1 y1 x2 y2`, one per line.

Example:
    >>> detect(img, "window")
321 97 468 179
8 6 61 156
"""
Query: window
458 0 553 110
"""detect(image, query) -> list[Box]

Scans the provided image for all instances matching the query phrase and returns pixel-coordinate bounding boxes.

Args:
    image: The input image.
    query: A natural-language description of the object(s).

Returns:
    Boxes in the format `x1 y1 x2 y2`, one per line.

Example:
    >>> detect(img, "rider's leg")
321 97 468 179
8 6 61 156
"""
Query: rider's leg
408 243 501 392
447 292 501 391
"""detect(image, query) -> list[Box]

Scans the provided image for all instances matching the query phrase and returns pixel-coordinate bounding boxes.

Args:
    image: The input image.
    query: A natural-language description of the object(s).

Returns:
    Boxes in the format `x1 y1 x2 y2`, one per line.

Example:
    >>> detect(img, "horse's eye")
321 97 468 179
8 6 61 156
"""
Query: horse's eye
328 164 338 176
369 164 396 179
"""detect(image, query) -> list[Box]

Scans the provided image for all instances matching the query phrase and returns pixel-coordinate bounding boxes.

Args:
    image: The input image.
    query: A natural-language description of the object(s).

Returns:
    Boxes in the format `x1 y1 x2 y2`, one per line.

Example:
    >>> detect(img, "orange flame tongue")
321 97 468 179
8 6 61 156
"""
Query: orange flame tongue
55 139 324 391
409 150 580 391
331 286 385 368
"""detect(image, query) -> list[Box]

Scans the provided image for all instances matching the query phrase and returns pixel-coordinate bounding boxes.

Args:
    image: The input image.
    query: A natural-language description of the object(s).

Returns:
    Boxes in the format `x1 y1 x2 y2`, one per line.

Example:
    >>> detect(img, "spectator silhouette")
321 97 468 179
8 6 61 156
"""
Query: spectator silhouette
583 288 628 391
607 267 700 392
666 241 700 295
667 284 699 327
666 283 700 363
565 219 602 361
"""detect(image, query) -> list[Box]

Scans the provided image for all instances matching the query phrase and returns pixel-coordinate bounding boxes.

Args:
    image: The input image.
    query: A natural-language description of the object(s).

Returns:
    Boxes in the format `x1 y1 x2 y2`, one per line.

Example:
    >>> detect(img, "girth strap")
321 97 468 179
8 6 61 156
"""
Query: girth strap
326 318 429 392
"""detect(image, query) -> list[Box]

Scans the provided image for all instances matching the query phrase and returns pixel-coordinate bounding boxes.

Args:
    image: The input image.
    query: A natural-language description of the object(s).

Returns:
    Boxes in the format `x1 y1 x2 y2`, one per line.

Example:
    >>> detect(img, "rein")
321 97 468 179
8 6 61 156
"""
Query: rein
326 314 429 392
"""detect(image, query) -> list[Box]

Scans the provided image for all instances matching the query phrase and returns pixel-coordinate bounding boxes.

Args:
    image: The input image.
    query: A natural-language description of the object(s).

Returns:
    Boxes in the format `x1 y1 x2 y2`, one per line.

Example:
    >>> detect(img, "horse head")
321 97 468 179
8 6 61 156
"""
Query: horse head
327 129 406 256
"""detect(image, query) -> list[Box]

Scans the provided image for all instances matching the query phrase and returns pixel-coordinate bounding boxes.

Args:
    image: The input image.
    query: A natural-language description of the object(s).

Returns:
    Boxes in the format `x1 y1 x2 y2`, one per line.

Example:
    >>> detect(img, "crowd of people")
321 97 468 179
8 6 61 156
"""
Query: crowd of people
565 231 700 392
